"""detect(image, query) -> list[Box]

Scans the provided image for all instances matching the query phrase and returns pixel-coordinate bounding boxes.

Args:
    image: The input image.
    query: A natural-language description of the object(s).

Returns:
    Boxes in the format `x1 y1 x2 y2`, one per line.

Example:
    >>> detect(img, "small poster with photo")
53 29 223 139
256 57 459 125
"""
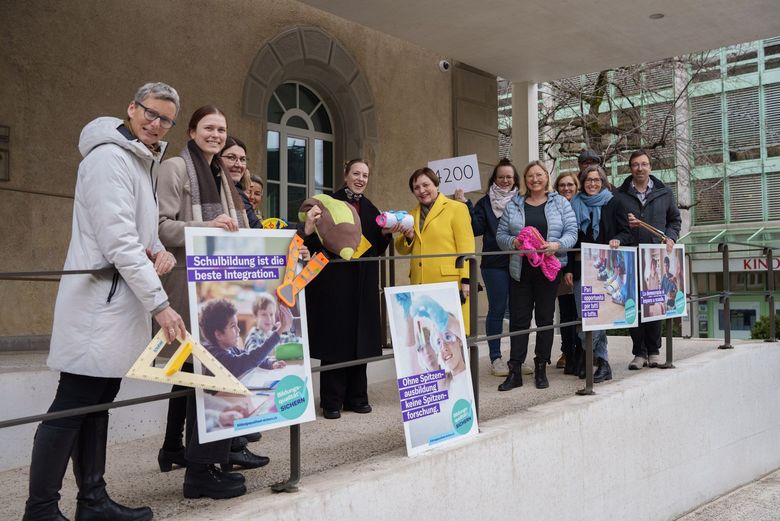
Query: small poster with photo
638 244 687 322
185 228 316 443
580 243 639 331
385 282 478 457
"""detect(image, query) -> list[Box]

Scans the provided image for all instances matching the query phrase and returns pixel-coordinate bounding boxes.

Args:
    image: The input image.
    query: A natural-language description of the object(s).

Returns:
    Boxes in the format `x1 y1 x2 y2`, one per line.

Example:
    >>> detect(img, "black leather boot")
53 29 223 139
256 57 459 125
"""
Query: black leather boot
593 358 613 383
158 447 187 472
72 415 152 521
22 424 79 521
221 444 270 471
183 463 247 499
576 348 586 379
534 358 549 389
497 360 522 391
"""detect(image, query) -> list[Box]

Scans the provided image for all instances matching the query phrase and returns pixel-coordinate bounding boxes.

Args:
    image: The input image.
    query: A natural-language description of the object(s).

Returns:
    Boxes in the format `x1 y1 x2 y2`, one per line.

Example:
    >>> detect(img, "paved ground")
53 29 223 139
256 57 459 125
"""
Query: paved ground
675 468 780 521
1 334 772 521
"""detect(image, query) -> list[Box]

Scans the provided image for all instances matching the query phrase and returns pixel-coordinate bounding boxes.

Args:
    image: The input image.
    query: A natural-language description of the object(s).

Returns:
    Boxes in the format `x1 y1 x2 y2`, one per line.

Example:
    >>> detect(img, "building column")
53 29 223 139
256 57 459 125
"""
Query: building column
511 82 539 165
673 57 694 337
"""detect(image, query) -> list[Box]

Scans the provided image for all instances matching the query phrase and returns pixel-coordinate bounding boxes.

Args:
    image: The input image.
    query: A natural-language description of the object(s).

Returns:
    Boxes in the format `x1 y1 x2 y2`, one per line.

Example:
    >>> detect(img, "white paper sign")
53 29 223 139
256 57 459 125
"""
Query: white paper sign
427 154 481 196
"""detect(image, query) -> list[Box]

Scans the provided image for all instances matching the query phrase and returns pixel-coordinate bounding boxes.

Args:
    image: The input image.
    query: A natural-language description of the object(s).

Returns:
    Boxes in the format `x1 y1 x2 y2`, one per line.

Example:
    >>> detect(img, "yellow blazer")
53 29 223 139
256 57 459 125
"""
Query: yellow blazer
395 194 475 332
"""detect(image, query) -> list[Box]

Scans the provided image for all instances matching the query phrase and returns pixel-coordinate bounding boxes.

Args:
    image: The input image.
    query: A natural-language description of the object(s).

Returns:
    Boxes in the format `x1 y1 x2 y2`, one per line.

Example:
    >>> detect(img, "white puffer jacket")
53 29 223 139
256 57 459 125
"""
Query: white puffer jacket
47 117 170 377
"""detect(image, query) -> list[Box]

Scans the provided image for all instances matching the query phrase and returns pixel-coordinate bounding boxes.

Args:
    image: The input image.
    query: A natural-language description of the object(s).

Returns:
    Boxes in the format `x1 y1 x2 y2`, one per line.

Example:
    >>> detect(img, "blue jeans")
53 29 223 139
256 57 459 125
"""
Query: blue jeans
481 267 510 362
573 279 609 361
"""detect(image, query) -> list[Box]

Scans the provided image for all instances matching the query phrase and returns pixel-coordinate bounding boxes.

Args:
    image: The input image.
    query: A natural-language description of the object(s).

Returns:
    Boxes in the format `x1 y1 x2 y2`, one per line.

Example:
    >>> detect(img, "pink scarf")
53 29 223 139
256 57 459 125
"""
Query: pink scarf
516 226 561 281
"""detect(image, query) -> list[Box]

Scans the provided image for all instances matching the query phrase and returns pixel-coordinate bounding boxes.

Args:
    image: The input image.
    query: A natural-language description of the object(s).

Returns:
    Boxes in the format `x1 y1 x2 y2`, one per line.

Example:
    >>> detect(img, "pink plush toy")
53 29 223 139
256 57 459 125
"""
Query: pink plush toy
515 226 561 281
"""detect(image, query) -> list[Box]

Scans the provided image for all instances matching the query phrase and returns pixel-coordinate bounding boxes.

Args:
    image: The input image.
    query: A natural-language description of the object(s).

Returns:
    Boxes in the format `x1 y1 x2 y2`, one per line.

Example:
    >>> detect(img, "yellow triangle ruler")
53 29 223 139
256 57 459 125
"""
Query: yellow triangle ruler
126 329 251 395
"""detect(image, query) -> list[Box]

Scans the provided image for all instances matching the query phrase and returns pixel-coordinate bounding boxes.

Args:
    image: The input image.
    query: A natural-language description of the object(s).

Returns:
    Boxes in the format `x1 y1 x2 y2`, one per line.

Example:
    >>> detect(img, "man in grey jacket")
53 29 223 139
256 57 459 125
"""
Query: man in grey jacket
612 149 681 370
23 83 185 521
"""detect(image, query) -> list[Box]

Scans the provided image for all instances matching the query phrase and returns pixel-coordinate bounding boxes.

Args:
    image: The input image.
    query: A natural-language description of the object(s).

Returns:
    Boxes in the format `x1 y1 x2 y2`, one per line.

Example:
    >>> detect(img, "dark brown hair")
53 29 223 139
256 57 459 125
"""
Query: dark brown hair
222 135 247 155
629 149 651 166
343 158 369 176
187 105 226 132
408 167 439 192
489 158 520 191
199 298 237 346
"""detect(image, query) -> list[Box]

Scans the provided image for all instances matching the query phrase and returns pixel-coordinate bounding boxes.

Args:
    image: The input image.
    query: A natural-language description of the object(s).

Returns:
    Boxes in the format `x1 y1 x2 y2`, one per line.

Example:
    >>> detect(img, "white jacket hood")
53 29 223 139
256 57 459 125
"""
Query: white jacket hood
78 116 167 160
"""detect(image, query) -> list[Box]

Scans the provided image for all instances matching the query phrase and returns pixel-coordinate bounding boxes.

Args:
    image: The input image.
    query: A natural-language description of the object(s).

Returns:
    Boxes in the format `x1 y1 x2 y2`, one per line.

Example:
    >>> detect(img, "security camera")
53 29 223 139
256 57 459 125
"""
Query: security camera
438 60 451 72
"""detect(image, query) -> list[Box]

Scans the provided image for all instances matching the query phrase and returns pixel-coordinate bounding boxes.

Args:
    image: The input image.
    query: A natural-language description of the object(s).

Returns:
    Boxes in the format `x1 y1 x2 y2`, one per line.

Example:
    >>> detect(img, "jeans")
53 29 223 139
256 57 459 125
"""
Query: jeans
481 267 510 362
573 279 609 361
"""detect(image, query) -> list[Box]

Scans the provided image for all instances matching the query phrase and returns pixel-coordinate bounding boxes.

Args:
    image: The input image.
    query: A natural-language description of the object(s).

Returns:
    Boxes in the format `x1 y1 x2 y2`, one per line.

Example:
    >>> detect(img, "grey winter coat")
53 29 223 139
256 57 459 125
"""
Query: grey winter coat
47 117 170 377
496 191 578 282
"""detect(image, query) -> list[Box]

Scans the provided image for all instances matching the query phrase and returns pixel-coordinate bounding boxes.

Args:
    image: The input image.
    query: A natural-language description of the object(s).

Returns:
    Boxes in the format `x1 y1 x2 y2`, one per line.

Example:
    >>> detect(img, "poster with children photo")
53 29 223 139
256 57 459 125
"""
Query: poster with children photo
185 228 316 443
638 244 687 323
579 243 639 332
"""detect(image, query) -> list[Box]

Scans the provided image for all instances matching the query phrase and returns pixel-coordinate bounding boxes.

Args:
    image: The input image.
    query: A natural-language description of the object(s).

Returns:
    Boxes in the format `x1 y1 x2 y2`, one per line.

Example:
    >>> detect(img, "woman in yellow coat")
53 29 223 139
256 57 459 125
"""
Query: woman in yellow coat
395 167 475 332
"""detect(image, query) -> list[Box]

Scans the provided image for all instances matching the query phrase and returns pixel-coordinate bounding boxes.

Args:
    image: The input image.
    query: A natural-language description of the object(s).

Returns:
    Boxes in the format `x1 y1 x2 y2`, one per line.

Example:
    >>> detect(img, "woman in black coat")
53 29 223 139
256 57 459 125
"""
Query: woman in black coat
302 159 391 419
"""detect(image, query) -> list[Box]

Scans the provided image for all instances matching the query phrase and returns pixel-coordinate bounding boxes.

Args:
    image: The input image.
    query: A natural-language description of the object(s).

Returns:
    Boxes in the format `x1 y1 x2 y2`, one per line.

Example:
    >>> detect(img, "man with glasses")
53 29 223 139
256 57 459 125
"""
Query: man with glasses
612 149 681 370
23 83 185 521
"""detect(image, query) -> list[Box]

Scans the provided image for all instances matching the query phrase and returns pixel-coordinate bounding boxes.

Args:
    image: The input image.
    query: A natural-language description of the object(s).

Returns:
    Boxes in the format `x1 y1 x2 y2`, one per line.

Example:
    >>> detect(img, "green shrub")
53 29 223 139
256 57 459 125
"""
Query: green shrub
750 315 780 340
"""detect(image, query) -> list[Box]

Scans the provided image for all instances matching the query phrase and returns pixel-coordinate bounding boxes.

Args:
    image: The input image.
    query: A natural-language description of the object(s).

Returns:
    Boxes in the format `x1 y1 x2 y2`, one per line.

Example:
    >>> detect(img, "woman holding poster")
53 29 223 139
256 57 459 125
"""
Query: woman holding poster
495 161 577 390
156 106 258 499
395 167 475 333
569 165 622 383
302 159 391 420
454 158 520 378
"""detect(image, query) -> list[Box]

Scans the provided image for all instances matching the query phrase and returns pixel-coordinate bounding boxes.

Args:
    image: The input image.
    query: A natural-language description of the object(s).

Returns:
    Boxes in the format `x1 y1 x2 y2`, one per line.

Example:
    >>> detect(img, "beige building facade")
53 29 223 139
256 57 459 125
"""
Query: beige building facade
0 0 499 340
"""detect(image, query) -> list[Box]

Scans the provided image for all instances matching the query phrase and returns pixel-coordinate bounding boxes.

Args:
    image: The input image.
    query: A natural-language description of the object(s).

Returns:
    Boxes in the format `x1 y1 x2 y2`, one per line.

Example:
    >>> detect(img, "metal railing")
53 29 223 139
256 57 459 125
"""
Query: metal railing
1 240 778 493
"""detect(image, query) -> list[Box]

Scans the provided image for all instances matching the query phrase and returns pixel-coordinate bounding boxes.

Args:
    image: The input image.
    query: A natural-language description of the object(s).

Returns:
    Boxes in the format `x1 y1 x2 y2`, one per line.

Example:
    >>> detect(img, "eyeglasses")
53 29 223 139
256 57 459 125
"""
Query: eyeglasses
630 162 650 169
221 154 248 165
558 182 576 188
135 101 176 129
584 178 602 184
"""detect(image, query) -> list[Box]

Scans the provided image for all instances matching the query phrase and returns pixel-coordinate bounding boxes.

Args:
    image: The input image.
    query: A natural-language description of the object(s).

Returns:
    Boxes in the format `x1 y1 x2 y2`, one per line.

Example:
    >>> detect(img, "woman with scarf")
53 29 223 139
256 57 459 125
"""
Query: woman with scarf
155 106 256 500
219 135 261 228
395 167 475 333
302 159 392 419
454 158 520 377
569 164 620 383
495 161 578 391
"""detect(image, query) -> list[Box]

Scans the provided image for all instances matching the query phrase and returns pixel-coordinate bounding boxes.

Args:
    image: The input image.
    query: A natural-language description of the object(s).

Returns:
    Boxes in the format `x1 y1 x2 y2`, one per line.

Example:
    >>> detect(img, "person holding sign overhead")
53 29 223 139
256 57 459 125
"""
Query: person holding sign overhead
495 161 577 391
454 158 520 378
394 167 475 333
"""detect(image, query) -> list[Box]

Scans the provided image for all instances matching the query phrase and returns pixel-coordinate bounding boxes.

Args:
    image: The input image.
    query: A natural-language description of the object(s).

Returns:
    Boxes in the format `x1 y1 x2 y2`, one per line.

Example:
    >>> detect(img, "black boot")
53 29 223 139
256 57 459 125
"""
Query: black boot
497 360 522 391
593 358 613 383
158 447 187 472
534 358 549 389
183 463 247 499
72 415 152 521
22 424 79 521
221 444 270 471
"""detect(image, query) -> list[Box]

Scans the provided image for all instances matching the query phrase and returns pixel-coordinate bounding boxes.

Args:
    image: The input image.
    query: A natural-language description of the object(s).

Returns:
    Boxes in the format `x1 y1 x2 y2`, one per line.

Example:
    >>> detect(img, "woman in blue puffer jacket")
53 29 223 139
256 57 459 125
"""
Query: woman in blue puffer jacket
495 160 577 391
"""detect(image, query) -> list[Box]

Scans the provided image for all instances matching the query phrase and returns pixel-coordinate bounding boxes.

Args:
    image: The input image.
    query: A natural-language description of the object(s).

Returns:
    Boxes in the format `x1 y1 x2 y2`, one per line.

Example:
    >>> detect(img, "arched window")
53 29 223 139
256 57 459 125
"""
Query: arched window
266 81 335 222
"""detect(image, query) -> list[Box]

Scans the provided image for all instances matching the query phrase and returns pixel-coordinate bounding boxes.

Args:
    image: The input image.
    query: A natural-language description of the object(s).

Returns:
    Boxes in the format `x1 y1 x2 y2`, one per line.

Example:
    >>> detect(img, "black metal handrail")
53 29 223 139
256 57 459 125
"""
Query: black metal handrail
1 240 778 493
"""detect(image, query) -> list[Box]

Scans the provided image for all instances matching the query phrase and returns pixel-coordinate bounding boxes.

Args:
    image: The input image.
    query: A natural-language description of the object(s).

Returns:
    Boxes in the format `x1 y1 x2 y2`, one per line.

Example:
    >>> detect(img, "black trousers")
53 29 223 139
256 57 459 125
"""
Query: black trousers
509 266 560 364
630 320 662 358
319 361 368 410
44 372 121 430
557 292 581 354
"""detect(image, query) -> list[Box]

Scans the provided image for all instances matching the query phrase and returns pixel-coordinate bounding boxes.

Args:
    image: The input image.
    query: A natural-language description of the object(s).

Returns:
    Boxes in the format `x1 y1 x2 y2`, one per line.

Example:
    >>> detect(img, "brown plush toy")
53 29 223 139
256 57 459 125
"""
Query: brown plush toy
298 195 362 260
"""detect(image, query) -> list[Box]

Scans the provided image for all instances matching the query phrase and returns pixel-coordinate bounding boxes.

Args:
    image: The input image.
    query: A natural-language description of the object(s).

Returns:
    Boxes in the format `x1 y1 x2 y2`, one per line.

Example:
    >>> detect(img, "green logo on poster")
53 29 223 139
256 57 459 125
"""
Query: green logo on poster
675 291 685 314
275 375 308 419
624 298 637 325
451 399 473 435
